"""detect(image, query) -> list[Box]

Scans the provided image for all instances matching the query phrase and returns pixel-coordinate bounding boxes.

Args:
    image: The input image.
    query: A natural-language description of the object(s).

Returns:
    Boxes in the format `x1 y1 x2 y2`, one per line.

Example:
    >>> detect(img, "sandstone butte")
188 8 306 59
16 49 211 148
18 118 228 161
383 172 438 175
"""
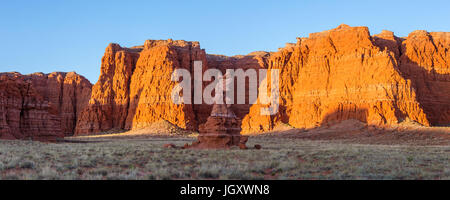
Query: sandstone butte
1 24 449 140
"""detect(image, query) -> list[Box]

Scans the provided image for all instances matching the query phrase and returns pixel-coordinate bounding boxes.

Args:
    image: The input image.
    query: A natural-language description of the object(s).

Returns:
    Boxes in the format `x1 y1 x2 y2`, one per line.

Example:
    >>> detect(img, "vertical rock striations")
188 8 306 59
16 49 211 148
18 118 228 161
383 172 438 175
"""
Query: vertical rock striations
0 72 92 140
4 25 449 139
398 31 450 125
75 25 450 136
75 44 140 134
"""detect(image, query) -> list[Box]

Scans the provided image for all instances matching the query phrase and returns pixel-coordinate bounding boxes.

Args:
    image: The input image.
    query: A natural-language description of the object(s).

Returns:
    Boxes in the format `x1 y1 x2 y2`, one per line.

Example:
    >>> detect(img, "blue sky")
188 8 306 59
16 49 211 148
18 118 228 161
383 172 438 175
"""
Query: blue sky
1 0 449 83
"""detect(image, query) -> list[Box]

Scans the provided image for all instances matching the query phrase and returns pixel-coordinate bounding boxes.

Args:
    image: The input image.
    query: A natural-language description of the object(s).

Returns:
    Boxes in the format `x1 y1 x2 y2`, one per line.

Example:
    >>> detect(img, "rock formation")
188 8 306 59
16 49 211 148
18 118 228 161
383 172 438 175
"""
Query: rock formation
74 43 141 134
75 40 207 135
398 31 450 125
243 25 450 133
75 25 450 136
185 103 248 149
0 72 92 141
186 71 249 149
2 24 449 140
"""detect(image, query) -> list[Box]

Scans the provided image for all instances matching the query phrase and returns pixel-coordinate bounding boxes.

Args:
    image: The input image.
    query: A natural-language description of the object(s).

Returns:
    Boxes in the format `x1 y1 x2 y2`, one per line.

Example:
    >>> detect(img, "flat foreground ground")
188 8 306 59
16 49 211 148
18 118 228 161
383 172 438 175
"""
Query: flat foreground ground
1 124 449 180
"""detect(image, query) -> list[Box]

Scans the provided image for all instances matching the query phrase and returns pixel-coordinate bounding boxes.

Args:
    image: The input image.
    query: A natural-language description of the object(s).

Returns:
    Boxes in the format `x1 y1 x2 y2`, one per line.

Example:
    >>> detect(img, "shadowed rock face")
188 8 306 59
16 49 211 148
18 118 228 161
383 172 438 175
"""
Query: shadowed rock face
186 103 248 149
0 72 92 141
398 31 450 125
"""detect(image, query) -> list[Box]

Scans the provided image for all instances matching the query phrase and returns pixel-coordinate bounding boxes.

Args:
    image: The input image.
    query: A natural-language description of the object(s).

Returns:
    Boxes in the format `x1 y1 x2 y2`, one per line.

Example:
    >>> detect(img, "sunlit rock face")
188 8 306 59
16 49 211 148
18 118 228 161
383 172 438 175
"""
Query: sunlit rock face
74 43 142 135
74 39 270 135
73 25 450 136
4 25 449 140
397 31 450 126
186 73 249 149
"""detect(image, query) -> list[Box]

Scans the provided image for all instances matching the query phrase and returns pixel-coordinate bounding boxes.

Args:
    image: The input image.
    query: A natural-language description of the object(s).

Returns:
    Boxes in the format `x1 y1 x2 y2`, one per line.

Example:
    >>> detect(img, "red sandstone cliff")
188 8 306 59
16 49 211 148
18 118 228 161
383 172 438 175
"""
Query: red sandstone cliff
243 25 450 133
74 44 141 134
74 25 450 136
3 24 448 139
0 72 92 140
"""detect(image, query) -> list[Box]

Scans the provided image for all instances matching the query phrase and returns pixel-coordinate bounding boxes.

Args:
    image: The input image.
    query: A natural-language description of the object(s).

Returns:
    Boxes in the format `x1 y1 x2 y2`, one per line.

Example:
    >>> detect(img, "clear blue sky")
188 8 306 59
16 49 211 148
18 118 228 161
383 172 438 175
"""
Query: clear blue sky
1 0 449 83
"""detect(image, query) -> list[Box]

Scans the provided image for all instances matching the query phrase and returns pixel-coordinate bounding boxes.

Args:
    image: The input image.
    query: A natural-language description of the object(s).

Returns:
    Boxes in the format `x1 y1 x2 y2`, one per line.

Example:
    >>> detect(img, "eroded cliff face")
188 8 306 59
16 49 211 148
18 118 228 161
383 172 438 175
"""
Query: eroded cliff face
75 44 140 134
75 40 207 135
202 54 268 129
68 25 449 136
398 31 450 125
5 25 448 139
0 72 92 140
243 25 450 133
241 41 303 133
124 40 206 131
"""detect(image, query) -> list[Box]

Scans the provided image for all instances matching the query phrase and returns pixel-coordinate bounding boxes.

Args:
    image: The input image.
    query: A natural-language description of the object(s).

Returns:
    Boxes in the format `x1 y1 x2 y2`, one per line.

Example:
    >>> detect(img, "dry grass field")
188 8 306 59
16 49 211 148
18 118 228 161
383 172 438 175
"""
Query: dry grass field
1 121 449 180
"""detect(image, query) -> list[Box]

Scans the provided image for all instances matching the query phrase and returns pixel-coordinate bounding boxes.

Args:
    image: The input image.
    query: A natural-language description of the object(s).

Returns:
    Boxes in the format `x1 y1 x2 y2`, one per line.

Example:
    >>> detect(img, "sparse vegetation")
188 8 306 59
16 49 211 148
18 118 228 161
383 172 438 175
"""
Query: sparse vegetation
0 135 449 180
